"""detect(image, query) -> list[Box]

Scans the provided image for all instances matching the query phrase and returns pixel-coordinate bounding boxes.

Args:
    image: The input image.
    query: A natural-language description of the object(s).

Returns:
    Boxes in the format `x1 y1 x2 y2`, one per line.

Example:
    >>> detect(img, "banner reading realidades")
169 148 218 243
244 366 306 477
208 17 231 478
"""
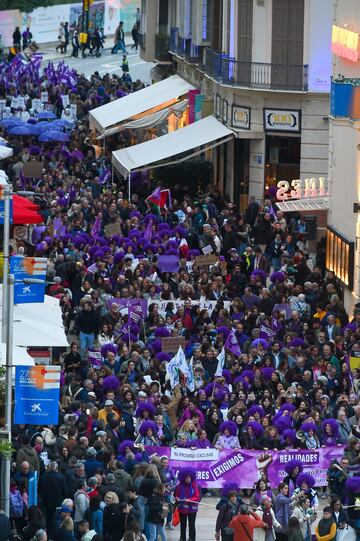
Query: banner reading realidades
147 446 345 488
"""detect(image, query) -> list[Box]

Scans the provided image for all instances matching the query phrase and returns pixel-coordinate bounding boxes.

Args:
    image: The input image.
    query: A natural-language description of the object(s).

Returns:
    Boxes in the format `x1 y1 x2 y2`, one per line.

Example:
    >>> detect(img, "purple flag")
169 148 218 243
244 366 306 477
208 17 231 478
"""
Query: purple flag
158 255 180 273
91 214 102 237
224 329 241 357
53 217 63 236
259 324 276 342
269 204 276 219
129 304 143 324
88 349 102 367
143 219 152 242
99 167 111 185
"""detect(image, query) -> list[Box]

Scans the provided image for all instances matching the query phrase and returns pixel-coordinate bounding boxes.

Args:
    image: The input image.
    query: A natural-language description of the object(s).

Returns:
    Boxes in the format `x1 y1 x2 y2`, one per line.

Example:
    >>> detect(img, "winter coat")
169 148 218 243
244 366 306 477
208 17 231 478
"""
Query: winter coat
175 481 200 514
16 445 40 474
38 470 67 509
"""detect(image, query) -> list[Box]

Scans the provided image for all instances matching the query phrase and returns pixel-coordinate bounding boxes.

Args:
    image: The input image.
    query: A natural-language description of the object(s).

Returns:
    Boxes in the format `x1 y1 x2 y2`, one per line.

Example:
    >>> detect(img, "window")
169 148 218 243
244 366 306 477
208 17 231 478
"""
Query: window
326 227 354 288
202 0 212 42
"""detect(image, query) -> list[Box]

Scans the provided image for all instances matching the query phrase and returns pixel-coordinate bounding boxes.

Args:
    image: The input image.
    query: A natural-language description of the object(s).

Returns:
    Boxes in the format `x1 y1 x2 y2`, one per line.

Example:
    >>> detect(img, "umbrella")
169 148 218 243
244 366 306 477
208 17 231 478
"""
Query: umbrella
0 118 24 128
8 125 33 136
52 119 73 129
0 146 13 159
36 111 57 120
44 131 69 143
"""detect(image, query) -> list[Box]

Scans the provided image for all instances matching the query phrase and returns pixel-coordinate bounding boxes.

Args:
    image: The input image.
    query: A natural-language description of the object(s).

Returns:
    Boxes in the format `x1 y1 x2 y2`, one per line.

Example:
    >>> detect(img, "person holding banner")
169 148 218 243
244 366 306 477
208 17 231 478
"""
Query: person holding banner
215 489 241 541
175 470 201 541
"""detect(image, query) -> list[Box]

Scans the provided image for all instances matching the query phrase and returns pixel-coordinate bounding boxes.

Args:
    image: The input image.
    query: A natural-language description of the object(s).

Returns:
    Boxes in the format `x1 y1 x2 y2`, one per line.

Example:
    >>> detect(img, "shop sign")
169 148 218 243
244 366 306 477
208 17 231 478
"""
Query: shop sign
332 25 359 62
264 108 301 133
231 105 250 130
276 177 329 201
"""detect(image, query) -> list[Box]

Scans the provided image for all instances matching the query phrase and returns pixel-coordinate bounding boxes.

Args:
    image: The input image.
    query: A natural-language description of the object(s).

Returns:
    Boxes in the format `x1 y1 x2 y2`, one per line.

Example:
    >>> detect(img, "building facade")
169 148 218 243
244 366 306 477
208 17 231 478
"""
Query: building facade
139 0 332 211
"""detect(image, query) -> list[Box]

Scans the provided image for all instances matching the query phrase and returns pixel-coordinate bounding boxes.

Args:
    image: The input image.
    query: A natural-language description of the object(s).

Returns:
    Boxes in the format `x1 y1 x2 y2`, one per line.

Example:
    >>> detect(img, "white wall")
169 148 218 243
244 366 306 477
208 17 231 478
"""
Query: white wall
251 0 271 64
306 0 333 92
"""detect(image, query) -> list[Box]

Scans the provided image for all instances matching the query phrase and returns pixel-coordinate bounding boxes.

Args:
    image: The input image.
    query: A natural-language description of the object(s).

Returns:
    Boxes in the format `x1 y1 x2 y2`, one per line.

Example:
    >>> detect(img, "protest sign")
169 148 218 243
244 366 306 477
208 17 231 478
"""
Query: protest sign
194 254 218 267
40 91 48 103
350 350 360 370
15 365 61 425
104 222 122 238
162 336 186 353
23 160 44 178
61 94 70 108
147 446 345 489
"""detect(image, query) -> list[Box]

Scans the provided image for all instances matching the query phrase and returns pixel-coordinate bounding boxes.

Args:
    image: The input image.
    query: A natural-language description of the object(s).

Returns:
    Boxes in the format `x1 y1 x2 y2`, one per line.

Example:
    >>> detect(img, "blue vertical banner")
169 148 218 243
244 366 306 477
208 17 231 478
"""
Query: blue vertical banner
14 366 61 425
0 185 13 225
28 471 38 507
10 256 47 304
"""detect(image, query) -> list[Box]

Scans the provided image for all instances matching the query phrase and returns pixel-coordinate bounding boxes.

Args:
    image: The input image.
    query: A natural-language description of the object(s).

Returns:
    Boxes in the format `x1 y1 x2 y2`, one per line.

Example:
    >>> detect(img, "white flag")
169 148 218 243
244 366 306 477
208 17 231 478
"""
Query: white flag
215 347 226 377
186 356 195 392
166 346 187 387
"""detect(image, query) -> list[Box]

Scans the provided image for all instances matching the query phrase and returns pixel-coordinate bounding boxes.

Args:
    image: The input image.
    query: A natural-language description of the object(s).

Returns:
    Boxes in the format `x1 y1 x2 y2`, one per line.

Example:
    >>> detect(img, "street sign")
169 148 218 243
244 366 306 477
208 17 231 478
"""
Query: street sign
14 365 61 425
0 185 13 225
10 256 47 304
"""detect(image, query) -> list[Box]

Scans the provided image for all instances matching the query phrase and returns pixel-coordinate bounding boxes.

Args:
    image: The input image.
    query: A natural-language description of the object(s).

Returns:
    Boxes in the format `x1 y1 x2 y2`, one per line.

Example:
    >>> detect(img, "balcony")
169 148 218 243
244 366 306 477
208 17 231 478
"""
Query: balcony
138 32 145 49
204 49 308 91
155 34 172 63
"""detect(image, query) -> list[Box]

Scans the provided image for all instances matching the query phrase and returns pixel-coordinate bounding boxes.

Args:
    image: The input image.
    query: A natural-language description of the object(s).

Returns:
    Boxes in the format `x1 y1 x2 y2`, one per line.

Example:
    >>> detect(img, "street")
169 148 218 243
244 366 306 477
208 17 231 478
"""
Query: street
40 41 153 83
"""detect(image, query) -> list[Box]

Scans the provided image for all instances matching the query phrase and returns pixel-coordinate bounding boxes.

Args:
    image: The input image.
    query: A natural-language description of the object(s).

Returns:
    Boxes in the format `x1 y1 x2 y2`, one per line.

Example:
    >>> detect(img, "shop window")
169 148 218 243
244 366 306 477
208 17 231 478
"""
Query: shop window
326 226 354 288
265 135 300 190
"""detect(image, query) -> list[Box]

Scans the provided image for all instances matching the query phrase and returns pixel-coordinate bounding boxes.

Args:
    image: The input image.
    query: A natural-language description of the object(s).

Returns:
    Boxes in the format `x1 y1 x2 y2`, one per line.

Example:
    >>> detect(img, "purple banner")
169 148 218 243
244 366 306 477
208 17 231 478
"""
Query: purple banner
158 255 180 273
106 298 148 315
147 446 345 489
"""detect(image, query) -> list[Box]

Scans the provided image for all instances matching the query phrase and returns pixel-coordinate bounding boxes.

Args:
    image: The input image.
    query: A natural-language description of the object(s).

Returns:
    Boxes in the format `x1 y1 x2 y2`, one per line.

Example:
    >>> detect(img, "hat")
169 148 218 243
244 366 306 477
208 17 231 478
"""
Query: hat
60 505 72 514
104 399 114 406
88 391 96 399
138 391 147 398
106 473 115 483
96 430 107 437
87 447 97 457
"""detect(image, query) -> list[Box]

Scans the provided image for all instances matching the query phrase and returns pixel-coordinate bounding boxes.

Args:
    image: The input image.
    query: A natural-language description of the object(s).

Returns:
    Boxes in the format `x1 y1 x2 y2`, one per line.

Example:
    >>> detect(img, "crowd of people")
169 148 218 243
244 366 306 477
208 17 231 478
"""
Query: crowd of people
0 39 359 541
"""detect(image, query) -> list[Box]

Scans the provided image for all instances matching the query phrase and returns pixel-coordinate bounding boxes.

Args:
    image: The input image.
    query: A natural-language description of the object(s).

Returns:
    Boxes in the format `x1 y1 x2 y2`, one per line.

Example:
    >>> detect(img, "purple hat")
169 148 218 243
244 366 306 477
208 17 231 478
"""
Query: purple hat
322 418 339 436
346 477 360 493
102 375 120 390
219 420 237 436
247 421 264 438
284 459 303 475
221 483 239 496
296 472 315 488
139 420 157 436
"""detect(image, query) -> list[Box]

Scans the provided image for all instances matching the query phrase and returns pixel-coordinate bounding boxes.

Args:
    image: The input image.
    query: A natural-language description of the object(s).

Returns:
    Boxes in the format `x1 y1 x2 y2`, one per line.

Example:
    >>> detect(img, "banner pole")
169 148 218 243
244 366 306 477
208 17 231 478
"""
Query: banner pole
3 273 14 516
2 184 11 341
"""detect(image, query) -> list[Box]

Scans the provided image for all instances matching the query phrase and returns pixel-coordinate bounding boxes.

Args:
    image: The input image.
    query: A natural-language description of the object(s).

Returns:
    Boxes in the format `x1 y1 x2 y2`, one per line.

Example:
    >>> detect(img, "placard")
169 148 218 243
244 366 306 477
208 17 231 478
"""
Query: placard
194 254 218 267
104 222 121 238
231 105 250 130
70 103 77 119
61 95 70 108
32 99 42 112
10 97 18 109
161 336 186 353
22 160 44 178
40 92 49 103
0 100 6 111
264 108 301 133
17 96 25 109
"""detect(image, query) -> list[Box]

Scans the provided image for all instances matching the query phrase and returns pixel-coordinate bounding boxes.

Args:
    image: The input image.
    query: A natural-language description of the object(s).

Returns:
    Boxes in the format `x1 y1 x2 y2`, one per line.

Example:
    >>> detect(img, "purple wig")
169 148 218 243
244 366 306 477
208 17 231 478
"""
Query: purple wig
118 440 135 455
273 415 292 433
155 352 172 363
178 468 197 483
155 327 171 338
296 472 315 488
139 420 157 436
101 343 117 357
270 271 286 283
251 269 267 283
241 370 255 383
322 418 339 436
290 337 305 348
221 482 239 496
135 401 156 418
102 375 120 390
251 339 269 349
261 367 275 381
346 477 360 493
284 459 303 475
247 421 264 438
300 422 317 433
248 405 265 418
279 403 296 413
220 420 238 436
282 429 296 442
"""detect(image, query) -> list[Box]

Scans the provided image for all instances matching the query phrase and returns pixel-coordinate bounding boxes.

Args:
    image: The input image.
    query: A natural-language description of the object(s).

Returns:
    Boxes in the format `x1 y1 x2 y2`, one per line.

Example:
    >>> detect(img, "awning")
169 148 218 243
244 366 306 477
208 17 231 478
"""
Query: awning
13 200 43 224
89 75 195 134
13 194 40 211
276 197 330 212
112 115 234 177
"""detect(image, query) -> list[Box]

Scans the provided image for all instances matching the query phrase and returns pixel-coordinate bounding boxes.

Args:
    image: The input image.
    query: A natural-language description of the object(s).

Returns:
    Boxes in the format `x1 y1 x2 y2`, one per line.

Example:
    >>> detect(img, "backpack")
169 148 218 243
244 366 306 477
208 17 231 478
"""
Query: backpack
10 491 23 518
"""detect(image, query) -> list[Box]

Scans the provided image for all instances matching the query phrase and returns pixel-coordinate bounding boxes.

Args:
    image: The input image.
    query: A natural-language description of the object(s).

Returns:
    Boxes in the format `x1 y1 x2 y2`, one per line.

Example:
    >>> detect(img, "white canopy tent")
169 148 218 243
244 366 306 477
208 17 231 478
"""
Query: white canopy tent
112 116 234 194
0 343 34 366
89 75 195 134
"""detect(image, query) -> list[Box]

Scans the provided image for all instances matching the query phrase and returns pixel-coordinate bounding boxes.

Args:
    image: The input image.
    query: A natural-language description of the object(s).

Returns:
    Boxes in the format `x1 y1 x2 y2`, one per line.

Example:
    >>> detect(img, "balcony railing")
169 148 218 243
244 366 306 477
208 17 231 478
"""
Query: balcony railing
155 34 172 62
138 32 145 49
205 49 308 91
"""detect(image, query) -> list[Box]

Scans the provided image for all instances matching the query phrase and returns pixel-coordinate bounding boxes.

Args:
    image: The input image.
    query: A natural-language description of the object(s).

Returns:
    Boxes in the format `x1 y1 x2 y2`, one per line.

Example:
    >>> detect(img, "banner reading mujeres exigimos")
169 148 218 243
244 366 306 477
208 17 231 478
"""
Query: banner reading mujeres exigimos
147 446 345 488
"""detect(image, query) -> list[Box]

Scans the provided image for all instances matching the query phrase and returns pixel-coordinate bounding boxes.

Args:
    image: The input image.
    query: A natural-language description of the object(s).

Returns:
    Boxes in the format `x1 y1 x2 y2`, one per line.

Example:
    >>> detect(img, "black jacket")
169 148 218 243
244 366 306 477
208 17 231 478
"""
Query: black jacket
148 493 165 525
38 471 67 509
75 309 100 335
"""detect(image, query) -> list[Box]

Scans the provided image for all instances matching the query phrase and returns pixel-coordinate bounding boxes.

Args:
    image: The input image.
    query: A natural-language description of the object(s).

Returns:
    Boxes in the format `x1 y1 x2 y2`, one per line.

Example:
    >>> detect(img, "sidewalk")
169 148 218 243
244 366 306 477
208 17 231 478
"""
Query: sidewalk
37 35 133 62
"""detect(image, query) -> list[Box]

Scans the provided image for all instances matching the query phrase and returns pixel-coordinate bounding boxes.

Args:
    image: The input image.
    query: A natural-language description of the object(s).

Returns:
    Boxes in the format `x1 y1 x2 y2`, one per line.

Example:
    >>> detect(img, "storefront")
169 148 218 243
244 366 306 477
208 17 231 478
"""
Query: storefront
263 108 302 192
326 226 354 290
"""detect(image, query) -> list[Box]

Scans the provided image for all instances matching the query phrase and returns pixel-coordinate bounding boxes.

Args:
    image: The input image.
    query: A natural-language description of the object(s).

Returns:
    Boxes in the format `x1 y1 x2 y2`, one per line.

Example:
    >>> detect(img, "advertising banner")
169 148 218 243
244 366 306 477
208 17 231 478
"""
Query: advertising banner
147 446 345 489
14 365 61 425
10 256 47 304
